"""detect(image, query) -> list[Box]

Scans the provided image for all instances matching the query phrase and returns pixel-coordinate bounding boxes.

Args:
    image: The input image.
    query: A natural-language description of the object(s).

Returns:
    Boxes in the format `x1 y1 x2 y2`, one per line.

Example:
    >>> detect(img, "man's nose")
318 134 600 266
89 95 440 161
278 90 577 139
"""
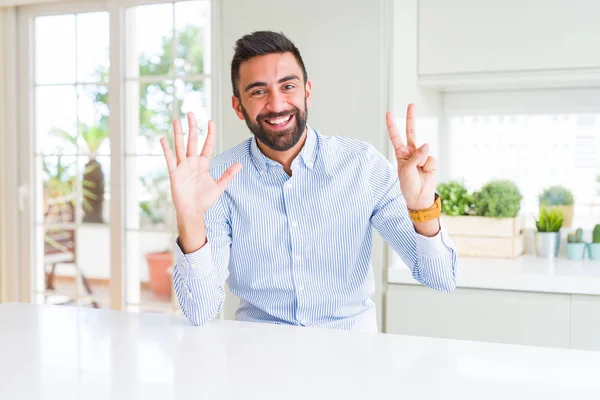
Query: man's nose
265 90 288 114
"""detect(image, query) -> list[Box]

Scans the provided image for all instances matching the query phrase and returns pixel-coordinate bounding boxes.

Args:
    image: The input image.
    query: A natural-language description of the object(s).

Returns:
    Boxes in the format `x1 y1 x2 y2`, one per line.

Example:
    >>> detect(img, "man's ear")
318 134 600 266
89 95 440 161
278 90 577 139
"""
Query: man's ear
232 95 245 120
305 80 312 107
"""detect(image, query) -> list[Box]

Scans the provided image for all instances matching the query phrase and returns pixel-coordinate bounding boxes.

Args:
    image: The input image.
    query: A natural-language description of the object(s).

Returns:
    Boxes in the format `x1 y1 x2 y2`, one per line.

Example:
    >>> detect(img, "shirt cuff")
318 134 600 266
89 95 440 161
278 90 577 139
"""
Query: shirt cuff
174 238 214 279
414 217 454 258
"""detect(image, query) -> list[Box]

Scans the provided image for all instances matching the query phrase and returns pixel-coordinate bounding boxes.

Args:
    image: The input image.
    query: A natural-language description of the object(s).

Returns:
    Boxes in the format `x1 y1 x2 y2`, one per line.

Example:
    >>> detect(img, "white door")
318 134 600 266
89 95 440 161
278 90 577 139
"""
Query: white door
17 0 214 313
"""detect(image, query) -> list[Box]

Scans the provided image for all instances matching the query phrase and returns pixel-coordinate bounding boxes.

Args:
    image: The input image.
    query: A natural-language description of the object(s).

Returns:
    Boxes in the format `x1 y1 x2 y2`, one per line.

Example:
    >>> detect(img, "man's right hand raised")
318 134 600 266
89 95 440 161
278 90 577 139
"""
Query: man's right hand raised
160 113 242 253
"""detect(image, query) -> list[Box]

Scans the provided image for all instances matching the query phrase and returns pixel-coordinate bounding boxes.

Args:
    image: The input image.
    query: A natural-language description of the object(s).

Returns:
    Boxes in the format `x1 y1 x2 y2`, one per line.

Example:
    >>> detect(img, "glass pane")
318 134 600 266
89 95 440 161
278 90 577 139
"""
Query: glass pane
78 85 110 156
36 86 77 155
448 114 600 230
40 226 111 309
42 227 77 305
77 12 110 83
80 156 110 224
175 1 211 76
40 155 77 225
125 156 173 230
126 80 174 155
175 79 210 142
35 15 75 84
126 231 175 311
127 3 174 78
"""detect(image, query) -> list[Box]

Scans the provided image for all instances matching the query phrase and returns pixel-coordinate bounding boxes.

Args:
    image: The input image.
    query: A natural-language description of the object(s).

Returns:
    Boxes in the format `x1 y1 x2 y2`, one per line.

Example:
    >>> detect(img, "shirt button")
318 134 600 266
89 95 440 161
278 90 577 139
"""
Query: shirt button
291 221 298 227
298 286 304 291
295 255 301 261
286 182 292 189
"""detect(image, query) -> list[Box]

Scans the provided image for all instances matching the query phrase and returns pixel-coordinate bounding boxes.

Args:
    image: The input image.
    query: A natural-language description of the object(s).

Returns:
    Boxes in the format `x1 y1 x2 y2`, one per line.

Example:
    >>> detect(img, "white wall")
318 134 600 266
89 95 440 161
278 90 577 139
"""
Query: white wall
219 0 392 328
418 0 600 77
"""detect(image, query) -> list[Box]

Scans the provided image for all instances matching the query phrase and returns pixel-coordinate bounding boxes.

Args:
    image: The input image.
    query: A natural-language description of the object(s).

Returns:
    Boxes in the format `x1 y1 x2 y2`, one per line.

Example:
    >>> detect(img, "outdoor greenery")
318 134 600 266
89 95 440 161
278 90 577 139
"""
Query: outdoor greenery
45 24 205 226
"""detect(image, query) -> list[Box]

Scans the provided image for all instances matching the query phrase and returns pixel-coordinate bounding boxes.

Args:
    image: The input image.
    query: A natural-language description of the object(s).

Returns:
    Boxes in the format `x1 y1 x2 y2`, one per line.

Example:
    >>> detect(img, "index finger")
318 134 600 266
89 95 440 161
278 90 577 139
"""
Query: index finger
405 103 416 149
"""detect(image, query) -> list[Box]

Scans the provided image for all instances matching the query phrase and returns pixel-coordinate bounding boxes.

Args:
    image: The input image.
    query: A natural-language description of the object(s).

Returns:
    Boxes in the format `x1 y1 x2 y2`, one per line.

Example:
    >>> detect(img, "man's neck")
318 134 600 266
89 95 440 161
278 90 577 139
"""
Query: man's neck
256 127 308 175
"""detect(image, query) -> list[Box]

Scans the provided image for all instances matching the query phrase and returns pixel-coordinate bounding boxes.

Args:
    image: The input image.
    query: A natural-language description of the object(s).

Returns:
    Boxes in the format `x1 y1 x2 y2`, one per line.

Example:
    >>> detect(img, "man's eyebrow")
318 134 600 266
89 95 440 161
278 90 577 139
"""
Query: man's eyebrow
244 75 301 92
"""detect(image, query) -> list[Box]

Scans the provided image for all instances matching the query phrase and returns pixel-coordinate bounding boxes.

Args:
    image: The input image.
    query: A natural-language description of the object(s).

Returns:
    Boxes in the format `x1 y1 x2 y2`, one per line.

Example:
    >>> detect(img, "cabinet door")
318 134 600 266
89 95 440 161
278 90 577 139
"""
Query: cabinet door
570 295 600 351
386 285 570 349
418 0 600 76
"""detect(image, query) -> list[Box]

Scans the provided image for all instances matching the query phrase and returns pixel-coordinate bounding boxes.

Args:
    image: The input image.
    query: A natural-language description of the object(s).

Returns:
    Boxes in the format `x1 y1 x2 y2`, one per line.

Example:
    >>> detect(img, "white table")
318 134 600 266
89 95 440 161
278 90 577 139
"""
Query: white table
1 303 600 399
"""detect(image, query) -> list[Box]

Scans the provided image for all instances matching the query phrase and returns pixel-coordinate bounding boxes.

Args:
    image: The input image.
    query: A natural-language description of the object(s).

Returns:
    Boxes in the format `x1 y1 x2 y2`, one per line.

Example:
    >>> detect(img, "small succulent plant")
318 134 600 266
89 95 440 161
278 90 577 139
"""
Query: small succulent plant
567 228 583 244
593 224 600 244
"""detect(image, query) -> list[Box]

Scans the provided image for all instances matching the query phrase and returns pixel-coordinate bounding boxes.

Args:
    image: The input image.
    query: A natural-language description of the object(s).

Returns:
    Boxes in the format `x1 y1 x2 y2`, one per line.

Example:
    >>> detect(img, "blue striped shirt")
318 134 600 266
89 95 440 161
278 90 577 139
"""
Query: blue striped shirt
173 126 459 332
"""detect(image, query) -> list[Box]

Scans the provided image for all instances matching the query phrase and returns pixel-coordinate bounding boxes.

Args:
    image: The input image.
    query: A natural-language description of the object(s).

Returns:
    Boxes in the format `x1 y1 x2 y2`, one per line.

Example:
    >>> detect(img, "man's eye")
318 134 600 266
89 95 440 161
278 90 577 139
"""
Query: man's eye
284 84 294 90
253 89 265 96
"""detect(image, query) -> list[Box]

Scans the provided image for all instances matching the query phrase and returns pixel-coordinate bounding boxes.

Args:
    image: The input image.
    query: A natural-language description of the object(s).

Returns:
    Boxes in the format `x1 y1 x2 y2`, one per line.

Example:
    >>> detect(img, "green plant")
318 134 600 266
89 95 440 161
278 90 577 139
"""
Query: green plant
593 224 600 243
436 181 473 216
538 185 574 206
139 171 171 225
567 228 584 243
472 180 522 218
50 120 108 223
535 206 564 232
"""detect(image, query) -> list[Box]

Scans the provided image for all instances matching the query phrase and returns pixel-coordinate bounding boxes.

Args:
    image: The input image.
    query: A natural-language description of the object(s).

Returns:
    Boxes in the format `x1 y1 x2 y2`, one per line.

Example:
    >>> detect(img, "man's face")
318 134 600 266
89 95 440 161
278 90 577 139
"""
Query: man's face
232 52 312 152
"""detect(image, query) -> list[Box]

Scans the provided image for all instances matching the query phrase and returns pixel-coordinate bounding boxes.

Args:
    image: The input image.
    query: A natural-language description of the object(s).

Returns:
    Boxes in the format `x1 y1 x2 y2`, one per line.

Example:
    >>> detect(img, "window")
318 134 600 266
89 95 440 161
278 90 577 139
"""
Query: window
444 90 600 231
19 0 214 313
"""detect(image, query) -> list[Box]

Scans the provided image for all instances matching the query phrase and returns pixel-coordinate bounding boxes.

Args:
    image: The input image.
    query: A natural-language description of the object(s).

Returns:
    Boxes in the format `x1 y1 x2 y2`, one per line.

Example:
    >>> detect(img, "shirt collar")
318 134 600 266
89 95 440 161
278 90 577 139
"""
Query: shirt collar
249 125 318 174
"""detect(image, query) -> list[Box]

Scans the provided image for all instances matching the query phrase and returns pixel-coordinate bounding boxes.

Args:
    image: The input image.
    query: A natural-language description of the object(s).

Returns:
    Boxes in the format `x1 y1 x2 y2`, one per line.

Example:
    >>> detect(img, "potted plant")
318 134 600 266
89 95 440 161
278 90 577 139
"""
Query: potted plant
535 206 564 258
139 170 174 297
51 121 109 224
437 179 524 258
436 180 473 216
566 228 586 260
589 224 600 261
538 185 574 228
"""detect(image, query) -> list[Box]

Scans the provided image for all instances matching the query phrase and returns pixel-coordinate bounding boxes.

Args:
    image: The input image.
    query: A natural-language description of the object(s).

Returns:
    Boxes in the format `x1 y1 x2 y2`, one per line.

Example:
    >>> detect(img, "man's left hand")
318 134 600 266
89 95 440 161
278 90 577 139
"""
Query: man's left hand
386 103 437 211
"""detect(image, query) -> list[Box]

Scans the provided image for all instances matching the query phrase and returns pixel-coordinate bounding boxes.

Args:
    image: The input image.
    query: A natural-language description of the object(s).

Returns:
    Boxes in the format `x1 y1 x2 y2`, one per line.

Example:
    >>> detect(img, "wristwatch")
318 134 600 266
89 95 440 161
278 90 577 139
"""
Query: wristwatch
408 193 442 223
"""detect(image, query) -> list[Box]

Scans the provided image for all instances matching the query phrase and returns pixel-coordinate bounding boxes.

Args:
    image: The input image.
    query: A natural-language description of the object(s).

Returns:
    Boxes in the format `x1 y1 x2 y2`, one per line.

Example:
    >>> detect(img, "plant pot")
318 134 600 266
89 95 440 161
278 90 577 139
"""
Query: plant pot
588 243 600 261
555 205 573 228
145 251 173 297
566 243 586 260
535 232 561 258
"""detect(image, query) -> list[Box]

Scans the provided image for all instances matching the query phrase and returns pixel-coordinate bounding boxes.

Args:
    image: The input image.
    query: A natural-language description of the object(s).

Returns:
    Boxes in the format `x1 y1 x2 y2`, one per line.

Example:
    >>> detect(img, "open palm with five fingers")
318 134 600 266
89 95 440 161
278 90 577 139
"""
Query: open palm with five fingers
386 103 438 212
160 113 242 252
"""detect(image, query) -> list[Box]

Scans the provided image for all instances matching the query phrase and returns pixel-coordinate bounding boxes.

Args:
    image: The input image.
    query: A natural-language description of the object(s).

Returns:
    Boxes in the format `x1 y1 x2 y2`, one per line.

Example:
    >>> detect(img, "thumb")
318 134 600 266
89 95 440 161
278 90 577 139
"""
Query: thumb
216 162 243 191
404 143 429 170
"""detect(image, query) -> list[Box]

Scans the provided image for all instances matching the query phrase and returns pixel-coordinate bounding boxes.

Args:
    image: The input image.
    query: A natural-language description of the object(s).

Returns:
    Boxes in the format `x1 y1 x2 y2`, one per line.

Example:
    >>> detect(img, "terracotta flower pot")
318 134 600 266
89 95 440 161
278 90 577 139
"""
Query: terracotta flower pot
145 251 173 297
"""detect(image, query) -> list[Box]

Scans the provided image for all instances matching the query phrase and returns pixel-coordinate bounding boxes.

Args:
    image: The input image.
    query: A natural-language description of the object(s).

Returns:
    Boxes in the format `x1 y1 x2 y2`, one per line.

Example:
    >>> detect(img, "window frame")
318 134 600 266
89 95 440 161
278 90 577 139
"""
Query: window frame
15 0 221 309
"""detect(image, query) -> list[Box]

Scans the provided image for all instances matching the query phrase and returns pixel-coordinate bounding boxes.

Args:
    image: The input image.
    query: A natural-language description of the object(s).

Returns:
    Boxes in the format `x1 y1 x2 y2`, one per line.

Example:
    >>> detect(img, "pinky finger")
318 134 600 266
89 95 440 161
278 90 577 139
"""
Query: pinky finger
160 137 177 173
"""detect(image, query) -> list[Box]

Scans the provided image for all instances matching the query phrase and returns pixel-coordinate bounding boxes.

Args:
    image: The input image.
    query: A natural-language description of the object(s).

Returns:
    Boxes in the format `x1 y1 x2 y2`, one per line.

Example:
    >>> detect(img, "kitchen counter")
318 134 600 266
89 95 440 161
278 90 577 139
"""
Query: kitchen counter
388 254 600 295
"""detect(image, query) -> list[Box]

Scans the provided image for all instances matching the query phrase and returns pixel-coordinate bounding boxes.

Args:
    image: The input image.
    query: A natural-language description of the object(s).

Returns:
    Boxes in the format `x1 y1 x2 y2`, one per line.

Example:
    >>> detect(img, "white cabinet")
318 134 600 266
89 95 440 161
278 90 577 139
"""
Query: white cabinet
418 0 600 76
386 284 571 349
570 295 600 351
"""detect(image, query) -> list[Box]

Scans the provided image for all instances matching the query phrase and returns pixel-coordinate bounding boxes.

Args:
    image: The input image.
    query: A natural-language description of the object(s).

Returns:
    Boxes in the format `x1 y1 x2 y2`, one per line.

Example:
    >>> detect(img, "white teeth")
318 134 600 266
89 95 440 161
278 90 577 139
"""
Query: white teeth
267 115 291 125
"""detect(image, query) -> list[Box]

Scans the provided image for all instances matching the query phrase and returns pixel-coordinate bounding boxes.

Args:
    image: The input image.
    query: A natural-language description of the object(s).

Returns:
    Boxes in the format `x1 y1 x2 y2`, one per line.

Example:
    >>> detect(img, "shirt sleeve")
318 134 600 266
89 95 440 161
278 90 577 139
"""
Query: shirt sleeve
172 194 232 326
366 144 460 292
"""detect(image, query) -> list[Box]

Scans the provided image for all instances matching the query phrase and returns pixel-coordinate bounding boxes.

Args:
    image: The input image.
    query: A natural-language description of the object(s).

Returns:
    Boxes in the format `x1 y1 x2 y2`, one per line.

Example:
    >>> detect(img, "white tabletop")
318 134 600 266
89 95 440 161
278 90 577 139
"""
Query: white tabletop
2 302 600 399
389 255 600 295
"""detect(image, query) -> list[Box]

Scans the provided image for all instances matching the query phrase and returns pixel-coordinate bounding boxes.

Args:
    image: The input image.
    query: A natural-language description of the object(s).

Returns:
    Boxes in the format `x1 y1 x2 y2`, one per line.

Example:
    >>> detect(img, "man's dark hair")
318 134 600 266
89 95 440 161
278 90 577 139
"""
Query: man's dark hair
231 31 308 99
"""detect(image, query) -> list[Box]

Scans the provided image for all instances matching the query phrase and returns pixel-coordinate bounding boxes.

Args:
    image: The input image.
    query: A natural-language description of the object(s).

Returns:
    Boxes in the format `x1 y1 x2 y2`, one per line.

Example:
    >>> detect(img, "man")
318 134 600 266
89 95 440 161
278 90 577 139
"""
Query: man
160 31 459 333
